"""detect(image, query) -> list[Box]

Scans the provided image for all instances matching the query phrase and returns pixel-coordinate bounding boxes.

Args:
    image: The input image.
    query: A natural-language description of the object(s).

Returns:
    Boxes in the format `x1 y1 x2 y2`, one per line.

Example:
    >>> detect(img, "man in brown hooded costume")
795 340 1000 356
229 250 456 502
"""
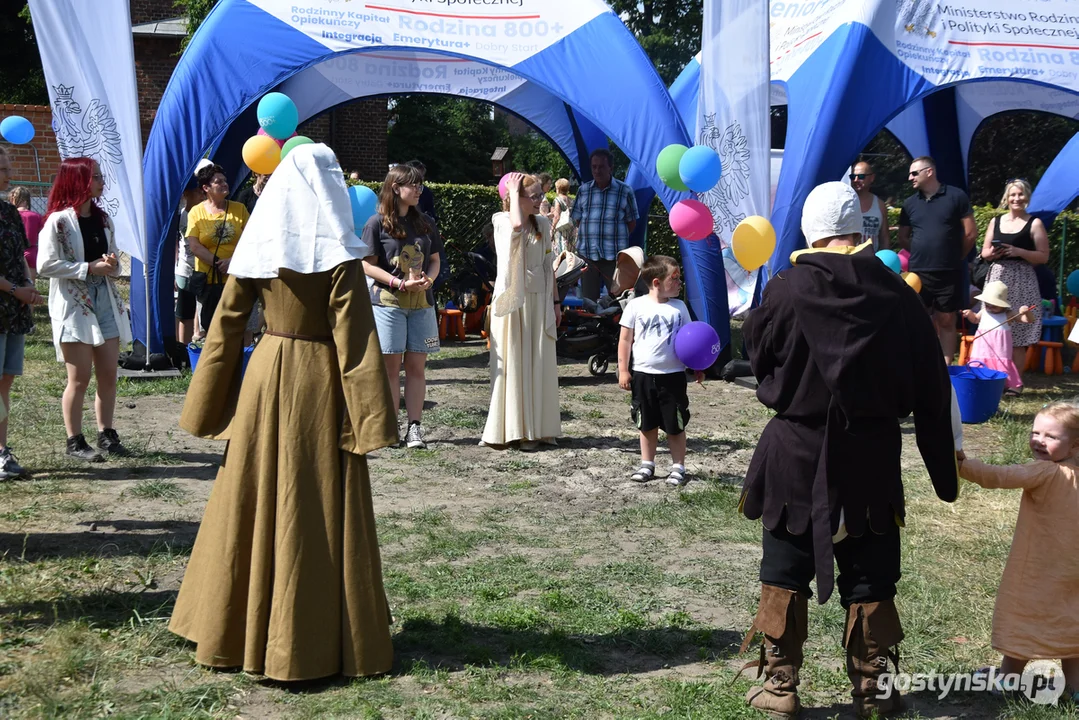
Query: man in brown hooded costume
739 182 959 718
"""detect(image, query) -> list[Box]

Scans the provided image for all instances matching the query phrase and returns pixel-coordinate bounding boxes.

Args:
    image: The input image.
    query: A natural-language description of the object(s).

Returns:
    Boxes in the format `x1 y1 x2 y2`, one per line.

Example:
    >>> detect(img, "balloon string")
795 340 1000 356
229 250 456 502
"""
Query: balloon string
971 310 1026 342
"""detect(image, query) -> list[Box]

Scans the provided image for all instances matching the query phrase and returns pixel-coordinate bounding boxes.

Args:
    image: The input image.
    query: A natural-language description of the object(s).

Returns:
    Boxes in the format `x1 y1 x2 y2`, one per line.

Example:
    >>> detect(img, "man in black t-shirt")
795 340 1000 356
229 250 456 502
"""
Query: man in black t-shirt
896 156 977 365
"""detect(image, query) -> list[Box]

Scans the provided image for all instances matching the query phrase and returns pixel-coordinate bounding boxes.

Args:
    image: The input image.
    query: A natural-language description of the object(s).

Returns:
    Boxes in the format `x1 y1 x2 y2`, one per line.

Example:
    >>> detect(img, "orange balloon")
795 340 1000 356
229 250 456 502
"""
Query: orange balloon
732 216 776 272
242 134 281 175
903 272 922 293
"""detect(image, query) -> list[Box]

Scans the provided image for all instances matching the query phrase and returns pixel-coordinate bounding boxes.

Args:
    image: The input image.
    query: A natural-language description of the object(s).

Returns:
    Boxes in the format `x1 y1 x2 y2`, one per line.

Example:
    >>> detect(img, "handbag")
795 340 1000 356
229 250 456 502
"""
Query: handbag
190 215 227 300
554 198 574 231
970 256 992 290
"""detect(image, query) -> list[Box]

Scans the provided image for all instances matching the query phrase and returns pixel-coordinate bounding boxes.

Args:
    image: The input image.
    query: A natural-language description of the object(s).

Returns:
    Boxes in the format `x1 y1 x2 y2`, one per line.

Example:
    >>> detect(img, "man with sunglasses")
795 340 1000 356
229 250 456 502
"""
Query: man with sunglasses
849 161 889 251
896 156 977 365
571 148 638 301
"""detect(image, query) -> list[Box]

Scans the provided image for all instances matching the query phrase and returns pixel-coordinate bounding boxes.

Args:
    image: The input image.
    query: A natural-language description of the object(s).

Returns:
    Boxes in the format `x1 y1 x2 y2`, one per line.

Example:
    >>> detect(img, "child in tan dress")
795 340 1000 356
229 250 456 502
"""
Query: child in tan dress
958 401 1079 703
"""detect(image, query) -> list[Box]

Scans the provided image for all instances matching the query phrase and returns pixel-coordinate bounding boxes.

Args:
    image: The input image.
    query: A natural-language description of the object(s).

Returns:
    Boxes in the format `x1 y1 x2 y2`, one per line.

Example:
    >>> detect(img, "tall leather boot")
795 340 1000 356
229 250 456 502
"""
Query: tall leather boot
845 600 905 718
740 584 809 718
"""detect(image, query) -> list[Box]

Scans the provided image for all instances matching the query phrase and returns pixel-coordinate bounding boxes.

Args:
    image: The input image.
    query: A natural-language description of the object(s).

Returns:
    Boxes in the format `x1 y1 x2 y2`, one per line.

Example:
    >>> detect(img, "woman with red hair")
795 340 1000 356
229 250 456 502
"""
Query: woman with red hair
38 158 132 461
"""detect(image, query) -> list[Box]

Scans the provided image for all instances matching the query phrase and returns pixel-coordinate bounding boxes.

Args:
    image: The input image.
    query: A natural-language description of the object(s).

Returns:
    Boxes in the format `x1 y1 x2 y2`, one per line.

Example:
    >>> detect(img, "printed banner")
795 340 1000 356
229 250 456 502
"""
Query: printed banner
248 0 606 67
29 0 146 262
305 50 527 100
769 0 1079 94
699 0 770 317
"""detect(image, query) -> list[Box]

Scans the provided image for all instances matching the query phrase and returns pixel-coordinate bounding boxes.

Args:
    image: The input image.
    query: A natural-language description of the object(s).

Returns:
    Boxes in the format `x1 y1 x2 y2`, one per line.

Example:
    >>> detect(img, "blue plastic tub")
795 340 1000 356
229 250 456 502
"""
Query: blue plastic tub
949 362 1007 424
187 343 254 381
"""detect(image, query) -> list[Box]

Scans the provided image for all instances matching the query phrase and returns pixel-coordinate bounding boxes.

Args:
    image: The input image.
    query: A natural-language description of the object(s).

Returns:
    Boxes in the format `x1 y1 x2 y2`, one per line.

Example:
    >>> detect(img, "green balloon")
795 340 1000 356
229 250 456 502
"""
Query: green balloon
656 144 690 192
280 135 314 159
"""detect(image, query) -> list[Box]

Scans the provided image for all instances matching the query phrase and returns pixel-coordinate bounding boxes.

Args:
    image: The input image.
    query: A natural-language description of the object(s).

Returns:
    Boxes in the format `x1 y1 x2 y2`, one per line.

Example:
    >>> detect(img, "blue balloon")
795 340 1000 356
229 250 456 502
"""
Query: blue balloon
1067 269 1079 297
0 116 35 145
349 184 378 230
678 145 722 193
256 93 298 140
875 249 902 274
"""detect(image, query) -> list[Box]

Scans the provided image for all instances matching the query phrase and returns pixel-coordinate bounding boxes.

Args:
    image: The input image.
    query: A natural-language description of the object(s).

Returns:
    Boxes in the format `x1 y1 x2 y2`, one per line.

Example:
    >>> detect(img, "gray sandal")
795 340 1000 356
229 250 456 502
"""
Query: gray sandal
631 465 655 482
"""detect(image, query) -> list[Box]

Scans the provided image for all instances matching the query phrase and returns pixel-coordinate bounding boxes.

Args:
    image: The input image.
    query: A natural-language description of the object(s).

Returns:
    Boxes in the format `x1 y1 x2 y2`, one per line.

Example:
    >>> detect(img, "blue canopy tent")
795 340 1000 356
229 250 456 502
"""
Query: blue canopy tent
135 0 712 354
210 50 611 195
1030 132 1079 225
633 2 1079 309
766 1 1079 275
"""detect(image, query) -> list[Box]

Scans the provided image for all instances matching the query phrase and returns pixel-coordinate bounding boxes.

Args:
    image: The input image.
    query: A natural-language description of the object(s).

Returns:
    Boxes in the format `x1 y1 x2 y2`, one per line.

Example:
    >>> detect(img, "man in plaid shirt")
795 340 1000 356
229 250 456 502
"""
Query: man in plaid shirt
571 149 638 301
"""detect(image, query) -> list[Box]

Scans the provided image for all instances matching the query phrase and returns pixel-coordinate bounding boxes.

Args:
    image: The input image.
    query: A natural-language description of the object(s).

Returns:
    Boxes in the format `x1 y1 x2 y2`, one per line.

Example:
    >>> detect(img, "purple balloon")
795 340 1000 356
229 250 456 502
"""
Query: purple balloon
674 321 721 371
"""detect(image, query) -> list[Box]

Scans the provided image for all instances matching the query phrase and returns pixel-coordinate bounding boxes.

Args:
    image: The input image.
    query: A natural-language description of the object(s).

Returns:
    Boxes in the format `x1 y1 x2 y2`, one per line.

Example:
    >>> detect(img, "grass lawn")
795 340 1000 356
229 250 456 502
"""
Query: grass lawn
0 299 1076 718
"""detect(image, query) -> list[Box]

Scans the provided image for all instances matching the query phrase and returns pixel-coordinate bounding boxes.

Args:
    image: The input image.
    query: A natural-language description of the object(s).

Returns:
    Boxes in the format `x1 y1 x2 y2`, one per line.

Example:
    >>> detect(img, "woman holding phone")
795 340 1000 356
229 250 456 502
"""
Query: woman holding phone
980 179 1048 394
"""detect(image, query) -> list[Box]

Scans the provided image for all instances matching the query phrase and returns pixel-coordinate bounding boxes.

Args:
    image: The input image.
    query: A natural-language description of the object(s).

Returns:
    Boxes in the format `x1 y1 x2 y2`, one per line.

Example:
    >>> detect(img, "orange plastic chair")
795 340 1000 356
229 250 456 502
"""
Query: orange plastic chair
1025 341 1063 375
958 335 975 366
437 308 466 342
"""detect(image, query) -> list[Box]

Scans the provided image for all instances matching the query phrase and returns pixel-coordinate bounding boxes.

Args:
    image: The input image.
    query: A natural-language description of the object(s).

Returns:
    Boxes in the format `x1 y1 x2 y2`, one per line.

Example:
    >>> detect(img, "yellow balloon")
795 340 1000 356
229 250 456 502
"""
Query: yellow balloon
242 135 281 175
731 215 776 272
903 272 922 293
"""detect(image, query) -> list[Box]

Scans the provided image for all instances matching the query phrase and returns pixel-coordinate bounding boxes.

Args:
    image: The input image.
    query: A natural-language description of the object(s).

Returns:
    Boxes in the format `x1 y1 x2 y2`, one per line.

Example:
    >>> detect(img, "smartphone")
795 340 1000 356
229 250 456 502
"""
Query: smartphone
991 239 1003 247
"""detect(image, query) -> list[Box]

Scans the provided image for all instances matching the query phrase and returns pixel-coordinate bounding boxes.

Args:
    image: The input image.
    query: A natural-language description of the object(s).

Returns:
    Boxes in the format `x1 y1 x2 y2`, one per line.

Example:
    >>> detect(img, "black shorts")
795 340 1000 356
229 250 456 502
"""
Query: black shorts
175 287 196 321
630 371 690 435
916 269 964 313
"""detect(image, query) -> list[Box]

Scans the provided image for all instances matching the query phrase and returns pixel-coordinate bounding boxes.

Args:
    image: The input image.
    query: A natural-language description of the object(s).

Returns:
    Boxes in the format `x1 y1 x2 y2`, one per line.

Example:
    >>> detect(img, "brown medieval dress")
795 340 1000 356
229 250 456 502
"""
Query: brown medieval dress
169 260 399 681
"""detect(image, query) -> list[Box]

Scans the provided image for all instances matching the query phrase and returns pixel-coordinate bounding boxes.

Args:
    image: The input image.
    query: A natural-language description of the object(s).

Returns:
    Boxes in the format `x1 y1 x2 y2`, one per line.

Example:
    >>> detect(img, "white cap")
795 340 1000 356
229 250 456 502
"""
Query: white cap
801 181 863 248
194 158 215 179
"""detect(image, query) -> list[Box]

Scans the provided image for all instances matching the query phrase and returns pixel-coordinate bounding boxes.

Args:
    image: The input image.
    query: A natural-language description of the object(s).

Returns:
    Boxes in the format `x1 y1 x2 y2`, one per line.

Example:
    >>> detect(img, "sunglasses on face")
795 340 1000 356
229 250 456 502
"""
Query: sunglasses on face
909 168 929 178
849 173 870 181
526 192 545 202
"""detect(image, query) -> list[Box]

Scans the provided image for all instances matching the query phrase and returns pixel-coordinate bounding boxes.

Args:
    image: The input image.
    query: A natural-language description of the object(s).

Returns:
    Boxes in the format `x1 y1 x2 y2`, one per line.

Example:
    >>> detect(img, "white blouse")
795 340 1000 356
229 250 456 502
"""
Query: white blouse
37 208 131 360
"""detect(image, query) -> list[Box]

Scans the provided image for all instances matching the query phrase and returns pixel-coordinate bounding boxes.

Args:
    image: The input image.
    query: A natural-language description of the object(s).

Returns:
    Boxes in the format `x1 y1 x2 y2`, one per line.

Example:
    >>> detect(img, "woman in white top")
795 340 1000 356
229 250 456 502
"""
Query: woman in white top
38 157 132 462
481 172 561 449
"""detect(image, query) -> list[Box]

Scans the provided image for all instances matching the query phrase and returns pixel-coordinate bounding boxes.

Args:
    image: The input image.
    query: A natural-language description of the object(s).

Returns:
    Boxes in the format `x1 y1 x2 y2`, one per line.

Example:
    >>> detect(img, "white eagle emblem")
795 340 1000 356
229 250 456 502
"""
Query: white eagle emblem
896 0 939 36
50 84 123 216
696 114 751 240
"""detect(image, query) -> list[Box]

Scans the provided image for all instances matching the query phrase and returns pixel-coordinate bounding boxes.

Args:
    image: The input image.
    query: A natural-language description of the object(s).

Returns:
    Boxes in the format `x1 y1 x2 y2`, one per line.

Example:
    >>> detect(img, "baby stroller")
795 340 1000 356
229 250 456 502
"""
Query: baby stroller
554 251 623 376
446 244 497 334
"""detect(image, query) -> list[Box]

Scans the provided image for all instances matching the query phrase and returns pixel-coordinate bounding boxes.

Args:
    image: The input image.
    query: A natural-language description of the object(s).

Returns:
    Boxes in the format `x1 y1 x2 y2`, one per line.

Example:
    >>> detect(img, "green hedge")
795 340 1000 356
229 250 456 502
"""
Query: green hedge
347 179 1079 299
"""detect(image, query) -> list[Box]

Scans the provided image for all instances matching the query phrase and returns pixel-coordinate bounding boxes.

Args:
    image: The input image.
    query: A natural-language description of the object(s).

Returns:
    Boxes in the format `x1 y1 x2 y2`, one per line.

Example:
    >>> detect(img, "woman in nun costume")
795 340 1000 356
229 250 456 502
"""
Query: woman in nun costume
169 144 399 681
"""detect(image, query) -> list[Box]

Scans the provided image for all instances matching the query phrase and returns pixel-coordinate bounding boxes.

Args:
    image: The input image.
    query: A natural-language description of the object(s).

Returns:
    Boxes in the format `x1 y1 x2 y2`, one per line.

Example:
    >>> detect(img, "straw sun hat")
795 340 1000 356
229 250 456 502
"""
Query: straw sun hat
973 280 1010 309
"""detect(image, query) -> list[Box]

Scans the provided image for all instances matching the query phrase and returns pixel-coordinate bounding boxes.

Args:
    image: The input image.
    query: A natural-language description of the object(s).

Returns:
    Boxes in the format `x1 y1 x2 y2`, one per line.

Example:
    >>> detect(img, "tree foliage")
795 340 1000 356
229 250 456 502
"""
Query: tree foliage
608 0 700 85
174 0 219 50
0 2 46 104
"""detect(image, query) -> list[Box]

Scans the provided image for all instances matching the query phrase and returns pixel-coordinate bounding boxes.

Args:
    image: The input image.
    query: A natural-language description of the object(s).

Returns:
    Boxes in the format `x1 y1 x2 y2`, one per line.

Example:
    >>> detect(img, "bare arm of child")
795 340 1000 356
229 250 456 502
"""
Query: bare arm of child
618 326 633 391
961 308 981 324
959 456 1057 490
1015 305 1033 323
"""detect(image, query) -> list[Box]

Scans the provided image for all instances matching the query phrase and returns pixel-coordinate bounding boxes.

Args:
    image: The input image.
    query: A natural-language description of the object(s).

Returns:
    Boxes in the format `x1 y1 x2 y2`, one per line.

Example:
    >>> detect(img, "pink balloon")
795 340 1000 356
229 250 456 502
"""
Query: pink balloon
257 127 288 149
898 248 910 273
498 174 511 199
668 199 714 241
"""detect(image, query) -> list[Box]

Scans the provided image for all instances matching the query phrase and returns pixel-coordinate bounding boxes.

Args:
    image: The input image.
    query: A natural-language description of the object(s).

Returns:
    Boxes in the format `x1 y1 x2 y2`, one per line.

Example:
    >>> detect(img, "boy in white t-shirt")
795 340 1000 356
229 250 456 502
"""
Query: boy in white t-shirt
617 255 703 486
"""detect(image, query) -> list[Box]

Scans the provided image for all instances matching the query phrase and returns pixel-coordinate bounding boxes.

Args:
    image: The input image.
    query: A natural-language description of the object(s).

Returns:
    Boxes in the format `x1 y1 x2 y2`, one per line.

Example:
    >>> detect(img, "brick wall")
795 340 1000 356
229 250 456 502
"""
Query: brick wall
130 0 179 24
0 104 61 184
298 100 389 180
133 36 182 143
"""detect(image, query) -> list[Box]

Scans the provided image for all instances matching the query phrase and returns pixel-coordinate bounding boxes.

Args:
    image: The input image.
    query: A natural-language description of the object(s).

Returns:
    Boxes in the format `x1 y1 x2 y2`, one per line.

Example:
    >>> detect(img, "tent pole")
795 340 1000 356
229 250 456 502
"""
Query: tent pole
1060 216 1067 303
143 261 152 371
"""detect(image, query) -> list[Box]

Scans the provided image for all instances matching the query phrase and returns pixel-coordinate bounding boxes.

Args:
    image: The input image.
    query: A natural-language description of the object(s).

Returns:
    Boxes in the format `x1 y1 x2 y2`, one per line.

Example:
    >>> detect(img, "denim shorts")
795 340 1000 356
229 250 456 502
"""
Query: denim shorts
0 333 26 376
61 277 119 343
372 305 440 355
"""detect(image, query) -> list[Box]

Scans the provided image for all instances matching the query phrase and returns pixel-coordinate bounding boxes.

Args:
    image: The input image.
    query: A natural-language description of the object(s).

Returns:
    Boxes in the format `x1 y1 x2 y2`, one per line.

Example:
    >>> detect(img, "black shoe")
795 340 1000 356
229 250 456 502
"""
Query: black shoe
97 429 129 457
66 434 104 462
0 447 27 479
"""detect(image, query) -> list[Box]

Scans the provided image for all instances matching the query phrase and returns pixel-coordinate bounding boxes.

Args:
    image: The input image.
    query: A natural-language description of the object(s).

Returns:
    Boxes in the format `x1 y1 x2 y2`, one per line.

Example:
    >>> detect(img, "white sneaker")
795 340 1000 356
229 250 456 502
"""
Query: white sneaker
405 422 426 449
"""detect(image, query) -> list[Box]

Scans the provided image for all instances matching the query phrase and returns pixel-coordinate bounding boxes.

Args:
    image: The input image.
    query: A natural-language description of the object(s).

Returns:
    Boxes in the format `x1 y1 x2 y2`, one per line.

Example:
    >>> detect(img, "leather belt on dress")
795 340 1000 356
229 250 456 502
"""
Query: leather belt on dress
263 329 333 342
